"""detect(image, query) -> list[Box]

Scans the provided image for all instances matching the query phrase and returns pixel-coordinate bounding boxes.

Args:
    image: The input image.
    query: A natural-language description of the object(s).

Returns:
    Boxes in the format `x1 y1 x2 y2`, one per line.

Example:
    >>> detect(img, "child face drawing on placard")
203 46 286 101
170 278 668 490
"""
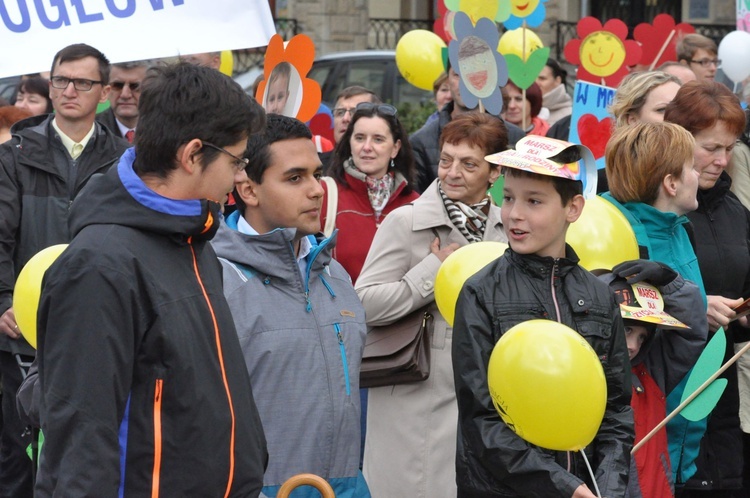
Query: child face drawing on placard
265 63 291 115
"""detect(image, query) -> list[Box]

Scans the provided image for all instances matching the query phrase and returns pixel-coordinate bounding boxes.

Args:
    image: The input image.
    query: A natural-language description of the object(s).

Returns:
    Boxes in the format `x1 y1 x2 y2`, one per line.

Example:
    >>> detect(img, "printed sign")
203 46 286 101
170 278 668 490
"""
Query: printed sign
0 0 275 77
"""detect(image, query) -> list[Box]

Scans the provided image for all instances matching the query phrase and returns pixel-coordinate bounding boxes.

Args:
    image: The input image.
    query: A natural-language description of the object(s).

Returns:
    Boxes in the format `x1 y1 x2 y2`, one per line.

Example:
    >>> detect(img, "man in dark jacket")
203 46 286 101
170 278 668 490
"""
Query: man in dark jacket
0 43 129 497
35 63 268 496
410 66 525 193
96 60 150 142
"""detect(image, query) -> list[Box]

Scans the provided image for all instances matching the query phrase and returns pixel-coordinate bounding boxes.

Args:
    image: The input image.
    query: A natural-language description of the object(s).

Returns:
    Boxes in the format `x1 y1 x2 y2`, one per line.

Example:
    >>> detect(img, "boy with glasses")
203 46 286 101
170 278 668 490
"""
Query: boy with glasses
677 34 720 82
35 62 267 496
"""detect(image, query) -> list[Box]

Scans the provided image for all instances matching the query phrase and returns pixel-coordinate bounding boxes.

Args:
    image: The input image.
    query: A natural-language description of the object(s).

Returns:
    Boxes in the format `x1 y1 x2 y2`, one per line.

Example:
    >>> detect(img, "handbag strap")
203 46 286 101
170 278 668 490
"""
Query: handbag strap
321 176 338 238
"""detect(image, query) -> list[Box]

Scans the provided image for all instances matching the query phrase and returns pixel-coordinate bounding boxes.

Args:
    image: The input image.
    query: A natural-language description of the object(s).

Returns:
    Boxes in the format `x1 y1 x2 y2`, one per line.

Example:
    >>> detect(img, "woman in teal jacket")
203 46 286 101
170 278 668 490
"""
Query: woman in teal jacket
603 121 707 487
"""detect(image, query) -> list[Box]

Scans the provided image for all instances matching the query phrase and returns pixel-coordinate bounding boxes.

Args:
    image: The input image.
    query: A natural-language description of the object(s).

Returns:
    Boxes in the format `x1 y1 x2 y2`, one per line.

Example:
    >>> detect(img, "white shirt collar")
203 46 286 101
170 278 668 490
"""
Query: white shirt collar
237 215 313 275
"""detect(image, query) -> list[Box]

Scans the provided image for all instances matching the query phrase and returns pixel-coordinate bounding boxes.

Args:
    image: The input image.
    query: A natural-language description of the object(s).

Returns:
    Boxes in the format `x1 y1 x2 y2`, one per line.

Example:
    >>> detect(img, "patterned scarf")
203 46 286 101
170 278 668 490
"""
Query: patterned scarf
345 157 395 219
438 182 490 243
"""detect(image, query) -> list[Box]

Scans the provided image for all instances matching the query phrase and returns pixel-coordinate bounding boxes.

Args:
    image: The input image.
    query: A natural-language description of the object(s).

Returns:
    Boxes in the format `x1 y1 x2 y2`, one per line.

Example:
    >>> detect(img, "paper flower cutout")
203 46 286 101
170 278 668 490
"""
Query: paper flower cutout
448 12 508 116
434 0 456 42
564 17 642 87
634 14 695 68
503 0 547 30
256 34 321 123
445 0 511 24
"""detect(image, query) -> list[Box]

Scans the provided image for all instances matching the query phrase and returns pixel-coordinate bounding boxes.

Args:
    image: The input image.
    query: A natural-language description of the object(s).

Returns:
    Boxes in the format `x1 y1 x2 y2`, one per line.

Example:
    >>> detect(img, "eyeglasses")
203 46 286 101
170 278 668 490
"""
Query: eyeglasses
50 76 104 92
111 81 141 92
332 107 356 118
202 142 249 172
687 58 722 68
355 102 398 116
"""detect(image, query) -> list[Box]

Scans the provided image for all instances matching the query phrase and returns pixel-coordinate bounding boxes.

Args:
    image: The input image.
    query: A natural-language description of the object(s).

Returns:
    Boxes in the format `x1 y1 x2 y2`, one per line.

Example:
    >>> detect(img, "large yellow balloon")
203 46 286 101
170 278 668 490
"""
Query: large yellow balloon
497 28 544 60
435 241 507 326
395 30 447 91
488 320 607 451
566 196 639 272
13 244 68 349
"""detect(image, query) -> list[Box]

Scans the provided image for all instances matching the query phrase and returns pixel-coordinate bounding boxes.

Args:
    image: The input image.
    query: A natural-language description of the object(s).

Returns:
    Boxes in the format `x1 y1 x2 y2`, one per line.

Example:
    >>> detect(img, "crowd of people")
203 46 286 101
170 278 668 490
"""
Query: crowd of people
0 29 748 498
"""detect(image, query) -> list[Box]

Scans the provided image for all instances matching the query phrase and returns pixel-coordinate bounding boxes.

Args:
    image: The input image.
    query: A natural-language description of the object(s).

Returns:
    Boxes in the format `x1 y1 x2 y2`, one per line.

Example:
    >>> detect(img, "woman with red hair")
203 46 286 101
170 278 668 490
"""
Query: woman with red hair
502 80 549 136
665 79 749 498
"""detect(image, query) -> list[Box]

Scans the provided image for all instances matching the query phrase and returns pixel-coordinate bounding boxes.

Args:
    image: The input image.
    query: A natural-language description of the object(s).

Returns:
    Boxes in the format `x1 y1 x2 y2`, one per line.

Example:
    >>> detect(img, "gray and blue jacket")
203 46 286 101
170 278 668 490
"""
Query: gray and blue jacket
212 211 370 498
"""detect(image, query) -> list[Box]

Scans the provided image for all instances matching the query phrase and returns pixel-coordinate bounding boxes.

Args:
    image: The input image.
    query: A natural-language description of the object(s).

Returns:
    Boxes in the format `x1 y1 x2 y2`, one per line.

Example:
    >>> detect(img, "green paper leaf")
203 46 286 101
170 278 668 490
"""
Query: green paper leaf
505 47 550 90
681 379 728 421
679 327 726 421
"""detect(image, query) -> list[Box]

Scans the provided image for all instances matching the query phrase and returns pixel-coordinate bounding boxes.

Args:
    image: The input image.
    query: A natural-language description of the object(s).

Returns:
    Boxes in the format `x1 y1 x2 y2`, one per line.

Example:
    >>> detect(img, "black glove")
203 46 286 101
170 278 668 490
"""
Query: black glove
611 259 678 287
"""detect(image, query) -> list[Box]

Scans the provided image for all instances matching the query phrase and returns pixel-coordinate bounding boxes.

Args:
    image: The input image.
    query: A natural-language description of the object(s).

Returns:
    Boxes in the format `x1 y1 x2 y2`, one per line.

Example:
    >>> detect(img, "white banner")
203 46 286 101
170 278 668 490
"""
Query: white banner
0 0 276 78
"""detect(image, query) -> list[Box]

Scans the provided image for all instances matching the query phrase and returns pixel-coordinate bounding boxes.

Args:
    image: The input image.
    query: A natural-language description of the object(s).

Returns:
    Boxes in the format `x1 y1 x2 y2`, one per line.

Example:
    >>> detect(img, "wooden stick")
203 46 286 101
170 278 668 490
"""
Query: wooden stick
632 339 750 454
648 30 676 71
522 87 527 131
478 100 485 114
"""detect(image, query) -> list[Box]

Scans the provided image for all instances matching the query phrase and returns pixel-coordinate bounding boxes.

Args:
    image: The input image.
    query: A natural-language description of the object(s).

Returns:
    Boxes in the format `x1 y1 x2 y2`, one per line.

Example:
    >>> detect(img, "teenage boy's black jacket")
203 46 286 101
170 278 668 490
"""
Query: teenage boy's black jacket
452 246 633 497
0 113 130 356
35 152 268 497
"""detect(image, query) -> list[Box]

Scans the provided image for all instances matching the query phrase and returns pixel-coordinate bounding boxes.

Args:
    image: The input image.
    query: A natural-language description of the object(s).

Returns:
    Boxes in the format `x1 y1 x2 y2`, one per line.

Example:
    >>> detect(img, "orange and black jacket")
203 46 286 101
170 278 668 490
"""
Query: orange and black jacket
36 149 268 497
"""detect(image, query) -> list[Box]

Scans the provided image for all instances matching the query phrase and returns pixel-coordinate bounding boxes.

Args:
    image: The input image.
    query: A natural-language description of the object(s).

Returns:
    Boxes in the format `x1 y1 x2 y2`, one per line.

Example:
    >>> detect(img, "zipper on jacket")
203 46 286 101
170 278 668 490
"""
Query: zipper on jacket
551 259 562 322
334 323 351 396
319 274 336 298
303 235 334 312
152 379 163 498
188 238 236 498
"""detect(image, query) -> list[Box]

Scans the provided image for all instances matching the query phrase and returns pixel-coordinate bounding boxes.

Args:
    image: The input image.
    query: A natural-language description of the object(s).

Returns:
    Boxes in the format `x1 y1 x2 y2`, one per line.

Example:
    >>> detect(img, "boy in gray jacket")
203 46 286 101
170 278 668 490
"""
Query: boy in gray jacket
211 114 371 498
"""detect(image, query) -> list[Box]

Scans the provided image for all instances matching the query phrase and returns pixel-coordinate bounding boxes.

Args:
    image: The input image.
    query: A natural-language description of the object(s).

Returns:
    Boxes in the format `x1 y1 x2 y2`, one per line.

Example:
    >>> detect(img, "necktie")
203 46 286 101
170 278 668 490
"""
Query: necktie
125 130 135 144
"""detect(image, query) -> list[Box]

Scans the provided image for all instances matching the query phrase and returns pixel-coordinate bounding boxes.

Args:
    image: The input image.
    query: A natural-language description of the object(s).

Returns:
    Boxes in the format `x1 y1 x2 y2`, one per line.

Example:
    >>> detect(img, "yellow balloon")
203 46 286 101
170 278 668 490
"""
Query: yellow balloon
396 30 447 91
497 28 544 60
487 319 607 451
220 50 234 77
13 244 68 349
566 196 639 272
435 241 507 326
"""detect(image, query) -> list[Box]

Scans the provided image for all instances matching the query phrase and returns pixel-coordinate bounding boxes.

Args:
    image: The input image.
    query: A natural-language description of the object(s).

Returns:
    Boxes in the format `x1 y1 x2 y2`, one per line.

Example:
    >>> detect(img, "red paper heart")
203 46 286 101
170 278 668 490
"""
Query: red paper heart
577 114 612 160
634 14 695 68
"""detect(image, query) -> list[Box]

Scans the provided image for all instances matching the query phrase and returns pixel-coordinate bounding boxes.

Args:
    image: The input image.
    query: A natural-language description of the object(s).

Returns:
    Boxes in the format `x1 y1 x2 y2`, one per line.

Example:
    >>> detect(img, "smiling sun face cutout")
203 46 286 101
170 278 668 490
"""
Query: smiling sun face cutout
563 17 642 87
511 0 540 17
580 31 626 77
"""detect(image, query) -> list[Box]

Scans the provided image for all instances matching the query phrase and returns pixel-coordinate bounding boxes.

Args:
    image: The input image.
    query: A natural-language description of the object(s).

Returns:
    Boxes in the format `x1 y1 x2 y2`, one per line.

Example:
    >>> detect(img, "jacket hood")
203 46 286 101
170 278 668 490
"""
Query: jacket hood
9 113 50 136
69 148 222 242
211 210 336 281
601 192 689 239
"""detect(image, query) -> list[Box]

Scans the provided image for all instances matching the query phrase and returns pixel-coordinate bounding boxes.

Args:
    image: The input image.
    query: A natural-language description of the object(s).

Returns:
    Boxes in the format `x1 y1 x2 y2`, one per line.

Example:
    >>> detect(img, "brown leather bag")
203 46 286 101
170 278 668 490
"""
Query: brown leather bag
359 306 433 388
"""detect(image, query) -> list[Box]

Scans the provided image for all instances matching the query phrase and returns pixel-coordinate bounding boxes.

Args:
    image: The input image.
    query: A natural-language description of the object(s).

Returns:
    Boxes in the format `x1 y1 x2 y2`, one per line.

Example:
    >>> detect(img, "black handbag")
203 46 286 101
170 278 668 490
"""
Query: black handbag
359 306 433 388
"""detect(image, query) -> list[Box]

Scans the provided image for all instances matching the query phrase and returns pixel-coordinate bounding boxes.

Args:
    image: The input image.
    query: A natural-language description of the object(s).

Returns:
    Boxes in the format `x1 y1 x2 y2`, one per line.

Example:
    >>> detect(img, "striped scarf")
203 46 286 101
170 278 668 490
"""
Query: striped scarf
438 183 490 243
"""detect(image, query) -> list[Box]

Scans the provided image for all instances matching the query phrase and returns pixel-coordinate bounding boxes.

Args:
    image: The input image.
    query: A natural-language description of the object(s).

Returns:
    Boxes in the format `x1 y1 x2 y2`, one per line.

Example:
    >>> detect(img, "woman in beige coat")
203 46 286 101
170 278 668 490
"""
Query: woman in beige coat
355 113 509 497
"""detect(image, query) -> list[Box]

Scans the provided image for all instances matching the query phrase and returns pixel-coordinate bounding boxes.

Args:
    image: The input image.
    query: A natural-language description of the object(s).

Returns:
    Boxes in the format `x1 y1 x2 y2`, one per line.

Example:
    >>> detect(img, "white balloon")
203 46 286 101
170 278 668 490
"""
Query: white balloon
718 30 750 83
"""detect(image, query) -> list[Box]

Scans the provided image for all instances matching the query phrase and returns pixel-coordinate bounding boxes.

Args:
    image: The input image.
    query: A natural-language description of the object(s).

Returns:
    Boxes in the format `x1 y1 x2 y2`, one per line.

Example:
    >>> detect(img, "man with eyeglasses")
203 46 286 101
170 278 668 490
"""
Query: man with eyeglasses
34 62 268 496
96 60 151 142
0 43 129 498
677 33 720 82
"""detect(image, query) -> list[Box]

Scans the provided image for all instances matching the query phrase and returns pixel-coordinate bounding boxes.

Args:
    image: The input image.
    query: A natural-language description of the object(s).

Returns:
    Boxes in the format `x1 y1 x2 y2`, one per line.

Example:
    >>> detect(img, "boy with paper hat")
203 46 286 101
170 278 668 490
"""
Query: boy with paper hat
601 259 707 498
452 136 633 498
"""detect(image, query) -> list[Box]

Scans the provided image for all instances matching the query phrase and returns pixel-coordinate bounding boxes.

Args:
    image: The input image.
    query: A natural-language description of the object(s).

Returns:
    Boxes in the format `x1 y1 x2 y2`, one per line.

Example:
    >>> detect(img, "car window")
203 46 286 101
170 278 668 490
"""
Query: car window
344 61 388 100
